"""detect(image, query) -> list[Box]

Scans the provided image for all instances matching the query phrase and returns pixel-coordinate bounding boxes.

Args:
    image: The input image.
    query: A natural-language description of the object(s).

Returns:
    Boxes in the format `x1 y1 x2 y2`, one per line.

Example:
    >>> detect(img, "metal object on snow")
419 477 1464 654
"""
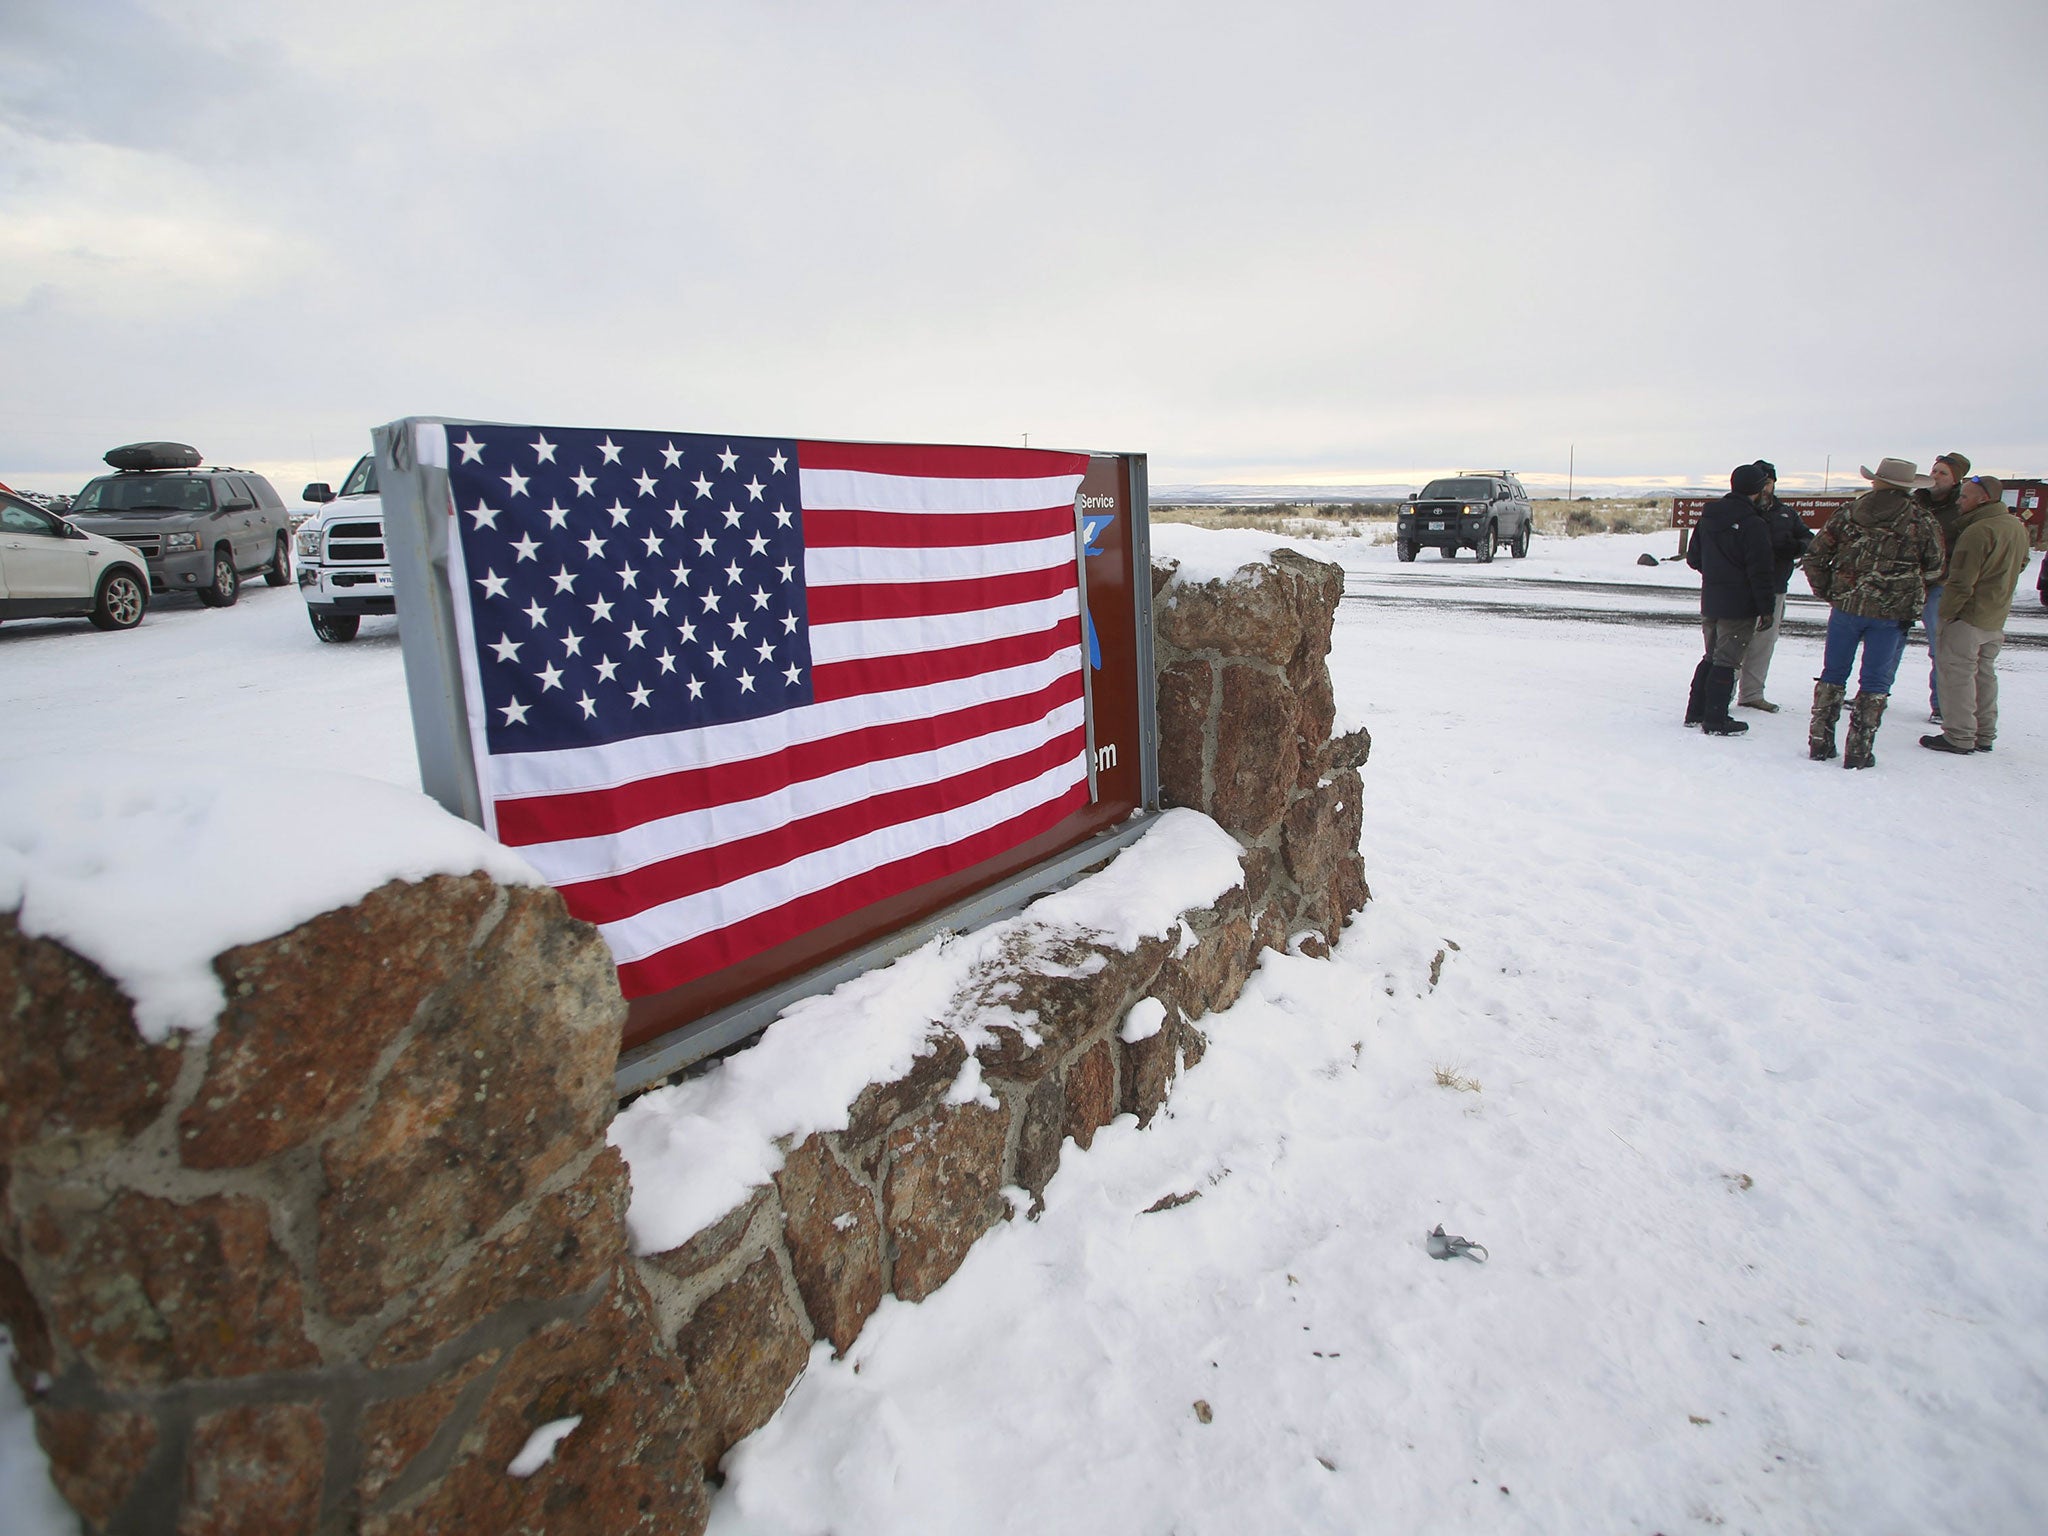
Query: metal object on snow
1427 1224 1488 1262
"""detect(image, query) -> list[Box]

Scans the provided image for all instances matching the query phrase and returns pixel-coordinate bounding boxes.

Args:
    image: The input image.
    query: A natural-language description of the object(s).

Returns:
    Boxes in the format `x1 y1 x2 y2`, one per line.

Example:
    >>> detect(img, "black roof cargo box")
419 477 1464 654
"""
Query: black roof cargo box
104 441 202 472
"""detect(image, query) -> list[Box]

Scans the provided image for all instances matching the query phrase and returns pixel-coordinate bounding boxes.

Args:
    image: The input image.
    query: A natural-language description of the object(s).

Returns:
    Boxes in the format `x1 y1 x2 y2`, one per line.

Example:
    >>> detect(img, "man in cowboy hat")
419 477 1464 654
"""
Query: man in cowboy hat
1799 457 1945 768
1735 459 1813 712
1921 475 2029 755
1913 450 1972 720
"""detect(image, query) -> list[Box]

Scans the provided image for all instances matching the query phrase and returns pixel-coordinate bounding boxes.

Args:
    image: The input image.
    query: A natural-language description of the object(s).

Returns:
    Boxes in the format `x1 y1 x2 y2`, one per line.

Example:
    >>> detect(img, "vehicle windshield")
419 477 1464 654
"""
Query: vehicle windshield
1420 478 1495 502
72 474 215 513
339 456 379 497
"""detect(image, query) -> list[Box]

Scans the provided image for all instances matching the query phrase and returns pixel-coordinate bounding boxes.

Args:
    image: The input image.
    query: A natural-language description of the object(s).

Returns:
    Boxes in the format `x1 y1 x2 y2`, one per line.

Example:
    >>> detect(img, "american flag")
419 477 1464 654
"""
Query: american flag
436 423 1095 998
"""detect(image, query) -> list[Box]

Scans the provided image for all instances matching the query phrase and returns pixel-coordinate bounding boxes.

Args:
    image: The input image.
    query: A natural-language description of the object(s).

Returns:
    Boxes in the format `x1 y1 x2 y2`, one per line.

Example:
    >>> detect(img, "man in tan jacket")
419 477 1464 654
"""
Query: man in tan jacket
1921 475 2031 755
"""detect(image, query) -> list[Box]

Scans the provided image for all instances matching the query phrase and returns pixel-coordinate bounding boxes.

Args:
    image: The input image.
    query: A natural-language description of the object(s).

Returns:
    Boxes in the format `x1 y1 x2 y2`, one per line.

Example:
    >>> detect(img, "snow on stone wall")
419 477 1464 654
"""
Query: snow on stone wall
0 543 1369 1535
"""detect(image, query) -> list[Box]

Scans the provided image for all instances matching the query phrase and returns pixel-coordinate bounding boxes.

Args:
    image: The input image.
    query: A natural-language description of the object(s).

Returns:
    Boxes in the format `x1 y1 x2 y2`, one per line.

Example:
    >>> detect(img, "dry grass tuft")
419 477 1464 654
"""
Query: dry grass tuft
1432 1064 1482 1093
1154 497 1680 544
1532 497 1670 536
1151 503 1398 542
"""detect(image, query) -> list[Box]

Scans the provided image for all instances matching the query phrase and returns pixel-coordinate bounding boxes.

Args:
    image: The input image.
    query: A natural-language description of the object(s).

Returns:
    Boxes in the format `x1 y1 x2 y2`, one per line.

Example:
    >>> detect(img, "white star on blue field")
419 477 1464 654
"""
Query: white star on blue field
445 427 813 753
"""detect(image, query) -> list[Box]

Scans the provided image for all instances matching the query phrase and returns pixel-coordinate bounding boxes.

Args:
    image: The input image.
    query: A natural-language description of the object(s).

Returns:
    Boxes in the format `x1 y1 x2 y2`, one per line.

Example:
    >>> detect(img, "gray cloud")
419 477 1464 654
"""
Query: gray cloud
4 0 2044 497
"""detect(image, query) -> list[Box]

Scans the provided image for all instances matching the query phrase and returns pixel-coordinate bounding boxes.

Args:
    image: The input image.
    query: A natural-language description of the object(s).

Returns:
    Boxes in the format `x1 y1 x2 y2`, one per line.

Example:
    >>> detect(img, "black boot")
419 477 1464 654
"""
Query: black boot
1700 663 1748 735
1844 691 1888 769
1808 681 1845 760
1684 658 1712 727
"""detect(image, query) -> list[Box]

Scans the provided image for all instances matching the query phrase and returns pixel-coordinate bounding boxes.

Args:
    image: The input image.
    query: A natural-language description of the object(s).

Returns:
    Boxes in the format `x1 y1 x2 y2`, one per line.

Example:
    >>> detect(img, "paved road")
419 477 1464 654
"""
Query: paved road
1343 568 2048 648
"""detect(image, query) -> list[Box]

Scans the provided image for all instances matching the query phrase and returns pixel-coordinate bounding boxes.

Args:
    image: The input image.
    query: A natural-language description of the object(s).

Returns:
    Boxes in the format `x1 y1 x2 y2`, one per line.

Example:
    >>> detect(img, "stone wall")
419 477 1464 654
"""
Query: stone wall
627 886 1263 1490
0 545 1367 1534
1151 546 1371 954
1 879 703 1535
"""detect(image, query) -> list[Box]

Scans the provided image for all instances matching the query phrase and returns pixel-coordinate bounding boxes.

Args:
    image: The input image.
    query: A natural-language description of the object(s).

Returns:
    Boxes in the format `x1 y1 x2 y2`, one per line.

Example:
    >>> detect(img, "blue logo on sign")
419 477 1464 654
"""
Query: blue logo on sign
1080 510 1115 669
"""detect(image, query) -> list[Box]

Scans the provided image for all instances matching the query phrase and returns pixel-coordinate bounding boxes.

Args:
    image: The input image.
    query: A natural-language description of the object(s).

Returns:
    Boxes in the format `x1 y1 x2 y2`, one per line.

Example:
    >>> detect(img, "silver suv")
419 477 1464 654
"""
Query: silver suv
296 454 393 642
67 442 294 605
1397 471 1534 562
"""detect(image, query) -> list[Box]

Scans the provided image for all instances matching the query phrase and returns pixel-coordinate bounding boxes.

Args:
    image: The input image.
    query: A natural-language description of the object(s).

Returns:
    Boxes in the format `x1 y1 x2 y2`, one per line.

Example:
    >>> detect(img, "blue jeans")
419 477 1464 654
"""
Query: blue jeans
1922 585 1943 710
1820 610 1909 694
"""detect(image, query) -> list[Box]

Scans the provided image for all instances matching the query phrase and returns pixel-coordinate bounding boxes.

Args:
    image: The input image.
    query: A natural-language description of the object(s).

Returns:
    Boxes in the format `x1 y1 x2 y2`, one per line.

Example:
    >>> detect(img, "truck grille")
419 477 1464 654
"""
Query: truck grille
118 535 162 559
327 520 386 564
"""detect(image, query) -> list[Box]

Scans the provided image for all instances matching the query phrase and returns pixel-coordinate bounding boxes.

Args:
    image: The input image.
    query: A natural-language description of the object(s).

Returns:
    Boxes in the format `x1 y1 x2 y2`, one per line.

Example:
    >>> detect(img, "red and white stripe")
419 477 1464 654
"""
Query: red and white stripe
479 440 1092 997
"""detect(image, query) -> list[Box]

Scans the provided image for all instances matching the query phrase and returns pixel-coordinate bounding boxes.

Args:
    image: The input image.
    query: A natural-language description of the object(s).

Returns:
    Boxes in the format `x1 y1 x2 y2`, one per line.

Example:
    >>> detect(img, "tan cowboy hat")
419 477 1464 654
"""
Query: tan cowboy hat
1859 457 1920 490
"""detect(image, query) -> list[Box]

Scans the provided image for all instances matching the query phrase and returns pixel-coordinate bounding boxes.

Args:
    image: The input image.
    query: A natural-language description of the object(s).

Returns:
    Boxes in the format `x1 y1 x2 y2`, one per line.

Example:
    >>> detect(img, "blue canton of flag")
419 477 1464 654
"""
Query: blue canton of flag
442 427 814 755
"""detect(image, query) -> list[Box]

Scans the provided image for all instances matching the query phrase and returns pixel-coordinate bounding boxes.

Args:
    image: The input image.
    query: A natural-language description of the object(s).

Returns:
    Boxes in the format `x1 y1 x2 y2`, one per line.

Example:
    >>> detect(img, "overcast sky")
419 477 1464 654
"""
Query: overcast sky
4 0 2044 498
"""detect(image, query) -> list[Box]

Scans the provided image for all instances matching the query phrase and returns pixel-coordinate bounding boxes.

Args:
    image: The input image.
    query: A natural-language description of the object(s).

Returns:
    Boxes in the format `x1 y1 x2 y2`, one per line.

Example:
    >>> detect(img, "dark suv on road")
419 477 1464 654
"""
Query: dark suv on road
66 443 294 607
1398 471 1534 562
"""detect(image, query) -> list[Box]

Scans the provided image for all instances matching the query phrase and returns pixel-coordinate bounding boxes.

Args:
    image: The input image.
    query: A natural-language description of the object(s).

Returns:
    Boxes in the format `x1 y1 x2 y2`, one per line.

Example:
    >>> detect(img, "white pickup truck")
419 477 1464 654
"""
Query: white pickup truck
296 455 394 641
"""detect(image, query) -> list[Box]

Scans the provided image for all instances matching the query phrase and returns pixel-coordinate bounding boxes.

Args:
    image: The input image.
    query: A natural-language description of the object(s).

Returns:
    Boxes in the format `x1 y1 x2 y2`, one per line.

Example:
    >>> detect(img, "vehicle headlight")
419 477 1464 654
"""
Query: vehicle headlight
296 527 323 558
164 530 200 552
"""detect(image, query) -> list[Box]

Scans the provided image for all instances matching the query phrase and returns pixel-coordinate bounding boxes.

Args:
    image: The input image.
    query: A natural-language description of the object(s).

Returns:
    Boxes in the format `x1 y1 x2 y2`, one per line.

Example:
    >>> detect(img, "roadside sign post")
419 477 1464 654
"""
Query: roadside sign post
374 419 482 827
376 418 1160 1091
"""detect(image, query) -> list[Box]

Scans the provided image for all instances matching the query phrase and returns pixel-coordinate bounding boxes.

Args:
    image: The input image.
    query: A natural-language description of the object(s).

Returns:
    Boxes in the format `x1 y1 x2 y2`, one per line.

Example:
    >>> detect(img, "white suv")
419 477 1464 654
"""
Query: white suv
0 486 151 630
296 455 394 642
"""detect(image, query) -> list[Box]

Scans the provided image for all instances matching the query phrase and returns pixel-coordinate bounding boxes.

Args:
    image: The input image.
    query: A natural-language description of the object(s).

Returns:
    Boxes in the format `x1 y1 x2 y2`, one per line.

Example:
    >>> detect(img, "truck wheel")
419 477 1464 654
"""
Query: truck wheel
1512 521 1531 558
310 609 360 643
1397 540 1417 563
265 534 292 586
197 546 240 607
1475 524 1497 563
89 568 149 631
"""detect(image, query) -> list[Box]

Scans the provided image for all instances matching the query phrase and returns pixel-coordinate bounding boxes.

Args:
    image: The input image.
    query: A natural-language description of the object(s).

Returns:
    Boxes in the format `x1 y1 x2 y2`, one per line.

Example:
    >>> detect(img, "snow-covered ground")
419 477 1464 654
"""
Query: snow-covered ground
4 534 2046 1534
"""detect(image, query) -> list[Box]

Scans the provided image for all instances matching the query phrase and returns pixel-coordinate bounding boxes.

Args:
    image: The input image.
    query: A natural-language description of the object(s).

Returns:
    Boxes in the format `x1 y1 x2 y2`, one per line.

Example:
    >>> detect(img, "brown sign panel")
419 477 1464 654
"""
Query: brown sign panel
1075 454 1145 817
2006 481 2045 545
1672 494 1853 531
621 452 1151 1054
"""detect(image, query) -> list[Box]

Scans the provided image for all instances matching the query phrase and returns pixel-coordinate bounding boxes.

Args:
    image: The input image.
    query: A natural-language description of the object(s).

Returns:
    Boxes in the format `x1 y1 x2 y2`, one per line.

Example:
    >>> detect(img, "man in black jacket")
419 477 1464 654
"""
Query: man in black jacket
1684 463 1777 736
1735 460 1814 712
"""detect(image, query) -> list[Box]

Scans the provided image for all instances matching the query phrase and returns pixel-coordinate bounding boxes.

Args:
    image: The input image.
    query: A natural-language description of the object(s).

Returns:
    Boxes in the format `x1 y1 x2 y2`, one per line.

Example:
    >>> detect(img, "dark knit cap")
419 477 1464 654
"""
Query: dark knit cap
1752 459 1777 482
1935 451 1971 478
1730 463 1767 496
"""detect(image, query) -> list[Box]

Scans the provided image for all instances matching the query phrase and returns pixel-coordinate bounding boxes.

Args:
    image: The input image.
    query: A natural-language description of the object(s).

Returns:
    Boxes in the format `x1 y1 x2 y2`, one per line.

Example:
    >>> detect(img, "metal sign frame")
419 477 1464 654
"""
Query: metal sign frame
375 418 1160 1093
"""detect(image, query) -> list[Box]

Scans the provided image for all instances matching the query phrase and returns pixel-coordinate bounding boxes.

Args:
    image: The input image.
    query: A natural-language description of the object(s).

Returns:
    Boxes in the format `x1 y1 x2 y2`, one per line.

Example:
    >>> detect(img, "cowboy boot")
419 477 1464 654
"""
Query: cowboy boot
1808 681 1845 761
1683 658 1712 727
1843 691 1888 770
1700 664 1748 736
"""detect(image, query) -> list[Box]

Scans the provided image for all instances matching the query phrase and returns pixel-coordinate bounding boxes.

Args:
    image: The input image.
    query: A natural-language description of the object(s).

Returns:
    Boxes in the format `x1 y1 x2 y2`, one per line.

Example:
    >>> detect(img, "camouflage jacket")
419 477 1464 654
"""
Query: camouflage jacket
1800 488 1945 620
